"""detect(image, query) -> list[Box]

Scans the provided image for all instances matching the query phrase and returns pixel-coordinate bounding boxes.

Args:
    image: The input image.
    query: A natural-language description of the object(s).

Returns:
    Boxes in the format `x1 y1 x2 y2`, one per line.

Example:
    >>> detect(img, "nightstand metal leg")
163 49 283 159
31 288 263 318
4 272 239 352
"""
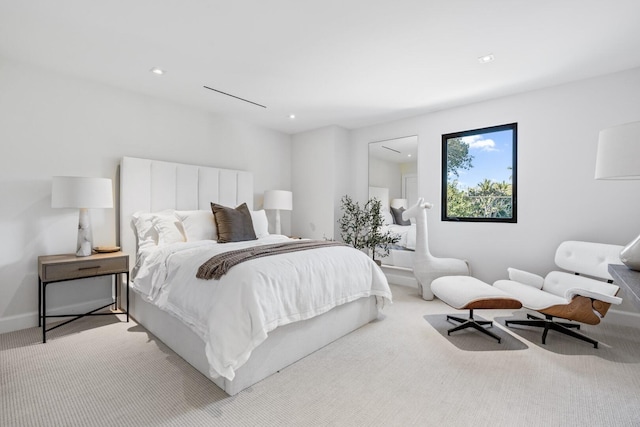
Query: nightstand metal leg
125 271 130 322
113 273 118 311
38 278 42 327
42 282 47 343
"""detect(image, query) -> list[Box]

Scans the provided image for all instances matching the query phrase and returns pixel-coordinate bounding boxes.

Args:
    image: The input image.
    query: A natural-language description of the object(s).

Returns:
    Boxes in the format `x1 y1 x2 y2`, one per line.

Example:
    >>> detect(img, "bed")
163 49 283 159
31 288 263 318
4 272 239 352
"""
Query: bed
119 156 392 395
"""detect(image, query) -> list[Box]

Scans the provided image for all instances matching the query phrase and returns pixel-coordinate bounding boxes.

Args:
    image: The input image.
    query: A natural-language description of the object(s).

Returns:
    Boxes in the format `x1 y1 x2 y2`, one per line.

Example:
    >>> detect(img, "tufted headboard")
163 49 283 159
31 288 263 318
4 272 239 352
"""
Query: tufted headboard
119 156 253 265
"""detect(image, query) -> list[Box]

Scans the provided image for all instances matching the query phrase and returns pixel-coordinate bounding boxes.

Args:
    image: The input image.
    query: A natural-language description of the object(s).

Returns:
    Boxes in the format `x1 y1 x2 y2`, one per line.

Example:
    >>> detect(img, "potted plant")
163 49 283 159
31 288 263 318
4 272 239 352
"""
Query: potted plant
338 195 399 264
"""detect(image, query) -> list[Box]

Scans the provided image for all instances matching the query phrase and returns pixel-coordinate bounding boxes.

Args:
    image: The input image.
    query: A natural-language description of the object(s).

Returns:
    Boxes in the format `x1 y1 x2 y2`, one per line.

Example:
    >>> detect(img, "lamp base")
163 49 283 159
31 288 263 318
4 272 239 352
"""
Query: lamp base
620 232 640 271
274 209 282 235
76 208 93 257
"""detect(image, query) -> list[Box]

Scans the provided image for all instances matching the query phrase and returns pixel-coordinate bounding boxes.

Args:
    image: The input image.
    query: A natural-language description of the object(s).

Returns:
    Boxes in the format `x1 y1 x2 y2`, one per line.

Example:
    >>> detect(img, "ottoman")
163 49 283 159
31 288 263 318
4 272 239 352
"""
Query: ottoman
431 276 522 343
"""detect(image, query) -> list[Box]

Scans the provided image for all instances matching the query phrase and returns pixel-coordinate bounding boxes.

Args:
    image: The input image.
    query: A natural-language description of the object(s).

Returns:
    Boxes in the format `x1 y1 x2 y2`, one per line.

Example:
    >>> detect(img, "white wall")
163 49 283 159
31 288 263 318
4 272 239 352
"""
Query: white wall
292 125 349 240
0 58 291 333
350 67 640 304
332 126 350 241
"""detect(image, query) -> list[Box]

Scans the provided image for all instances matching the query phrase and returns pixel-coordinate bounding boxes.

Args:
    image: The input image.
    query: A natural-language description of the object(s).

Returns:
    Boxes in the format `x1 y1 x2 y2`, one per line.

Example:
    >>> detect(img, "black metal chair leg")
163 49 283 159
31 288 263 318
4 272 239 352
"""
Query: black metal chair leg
445 310 501 343
548 321 598 348
505 315 598 348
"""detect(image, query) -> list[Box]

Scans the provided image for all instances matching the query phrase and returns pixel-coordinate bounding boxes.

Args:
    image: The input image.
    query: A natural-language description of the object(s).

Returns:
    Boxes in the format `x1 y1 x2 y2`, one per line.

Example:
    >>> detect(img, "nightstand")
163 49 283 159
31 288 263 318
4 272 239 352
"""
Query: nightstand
38 251 129 343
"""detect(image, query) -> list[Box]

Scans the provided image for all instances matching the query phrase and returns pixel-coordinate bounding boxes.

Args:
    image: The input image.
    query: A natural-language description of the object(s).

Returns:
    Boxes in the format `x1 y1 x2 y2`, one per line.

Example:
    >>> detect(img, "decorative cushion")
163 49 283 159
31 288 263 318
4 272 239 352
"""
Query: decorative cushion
250 209 269 238
211 202 257 243
391 206 411 225
175 210 217 241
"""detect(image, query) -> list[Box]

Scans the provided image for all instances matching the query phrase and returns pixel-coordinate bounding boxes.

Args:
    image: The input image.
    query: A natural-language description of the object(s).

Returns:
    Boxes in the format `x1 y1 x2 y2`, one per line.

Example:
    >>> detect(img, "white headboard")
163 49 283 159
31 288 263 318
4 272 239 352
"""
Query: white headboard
119 156 253 263
368 186 390 212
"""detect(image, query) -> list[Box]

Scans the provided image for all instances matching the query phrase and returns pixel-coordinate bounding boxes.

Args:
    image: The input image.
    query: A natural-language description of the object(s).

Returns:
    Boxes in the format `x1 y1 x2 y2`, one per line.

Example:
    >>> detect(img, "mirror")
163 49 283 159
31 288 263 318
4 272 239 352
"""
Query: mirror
368 135 418 212
368 136 419 277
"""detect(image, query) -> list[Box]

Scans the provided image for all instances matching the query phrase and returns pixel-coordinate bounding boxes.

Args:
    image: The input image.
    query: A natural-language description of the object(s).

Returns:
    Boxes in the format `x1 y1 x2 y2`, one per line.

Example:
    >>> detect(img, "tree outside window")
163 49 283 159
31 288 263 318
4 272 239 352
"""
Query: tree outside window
441 123 517 223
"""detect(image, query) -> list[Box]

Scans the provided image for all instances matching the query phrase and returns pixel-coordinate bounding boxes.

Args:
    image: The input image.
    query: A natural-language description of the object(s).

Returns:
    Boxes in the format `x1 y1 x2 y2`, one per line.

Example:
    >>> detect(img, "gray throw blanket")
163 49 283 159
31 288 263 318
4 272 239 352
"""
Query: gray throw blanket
197 240 347 280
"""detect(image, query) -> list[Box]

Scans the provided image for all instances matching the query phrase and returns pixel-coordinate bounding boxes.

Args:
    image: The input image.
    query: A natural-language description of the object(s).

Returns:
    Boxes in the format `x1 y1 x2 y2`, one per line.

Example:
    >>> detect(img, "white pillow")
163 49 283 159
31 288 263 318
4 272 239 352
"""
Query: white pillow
152 214 185 246
383 211 394 226
175 210 217 241
250 210 269 238
131 210 173 250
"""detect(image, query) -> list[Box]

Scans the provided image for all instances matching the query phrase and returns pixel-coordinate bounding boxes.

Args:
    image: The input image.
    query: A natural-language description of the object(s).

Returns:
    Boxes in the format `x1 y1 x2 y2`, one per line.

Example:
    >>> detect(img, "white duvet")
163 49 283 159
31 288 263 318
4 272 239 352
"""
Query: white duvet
132 235 392 381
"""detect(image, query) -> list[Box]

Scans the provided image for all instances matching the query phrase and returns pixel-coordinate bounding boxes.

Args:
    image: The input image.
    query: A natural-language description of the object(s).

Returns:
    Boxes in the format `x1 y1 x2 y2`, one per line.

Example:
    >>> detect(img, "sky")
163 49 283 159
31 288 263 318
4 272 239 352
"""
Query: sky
453 128 514 189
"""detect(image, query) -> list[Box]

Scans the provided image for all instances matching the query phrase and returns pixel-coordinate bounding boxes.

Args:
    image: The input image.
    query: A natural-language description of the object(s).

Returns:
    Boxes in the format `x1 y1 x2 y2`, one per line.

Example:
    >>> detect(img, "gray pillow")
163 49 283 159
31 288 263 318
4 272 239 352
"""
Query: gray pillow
391 206 411 226
210 202 257 243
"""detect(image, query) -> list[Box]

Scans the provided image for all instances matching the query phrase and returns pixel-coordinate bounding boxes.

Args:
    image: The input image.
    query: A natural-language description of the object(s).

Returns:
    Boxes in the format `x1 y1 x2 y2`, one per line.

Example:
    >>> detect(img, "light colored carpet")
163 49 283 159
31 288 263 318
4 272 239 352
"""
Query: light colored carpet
2 284 640 427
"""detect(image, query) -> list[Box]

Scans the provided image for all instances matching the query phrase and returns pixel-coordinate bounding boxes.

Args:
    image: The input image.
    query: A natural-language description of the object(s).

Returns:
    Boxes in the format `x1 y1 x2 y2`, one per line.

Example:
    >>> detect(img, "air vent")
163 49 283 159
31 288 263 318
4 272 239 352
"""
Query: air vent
203 86 266 108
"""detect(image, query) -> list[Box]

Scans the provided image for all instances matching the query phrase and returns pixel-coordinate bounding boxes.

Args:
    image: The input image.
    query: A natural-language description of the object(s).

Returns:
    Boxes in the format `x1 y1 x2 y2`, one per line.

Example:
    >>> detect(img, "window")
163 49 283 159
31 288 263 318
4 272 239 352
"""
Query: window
441 123 517 223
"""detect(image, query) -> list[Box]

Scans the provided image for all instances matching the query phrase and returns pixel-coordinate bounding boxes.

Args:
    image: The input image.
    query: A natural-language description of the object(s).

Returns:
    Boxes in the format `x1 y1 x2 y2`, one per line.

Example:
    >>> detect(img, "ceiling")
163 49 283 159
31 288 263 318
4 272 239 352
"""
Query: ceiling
369 136 418 164
2 1 640 135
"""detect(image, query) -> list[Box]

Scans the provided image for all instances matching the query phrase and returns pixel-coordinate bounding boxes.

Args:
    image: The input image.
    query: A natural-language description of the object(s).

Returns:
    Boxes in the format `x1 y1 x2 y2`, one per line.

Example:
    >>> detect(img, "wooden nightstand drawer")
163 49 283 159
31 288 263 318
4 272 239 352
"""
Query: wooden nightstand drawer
39 253 129 282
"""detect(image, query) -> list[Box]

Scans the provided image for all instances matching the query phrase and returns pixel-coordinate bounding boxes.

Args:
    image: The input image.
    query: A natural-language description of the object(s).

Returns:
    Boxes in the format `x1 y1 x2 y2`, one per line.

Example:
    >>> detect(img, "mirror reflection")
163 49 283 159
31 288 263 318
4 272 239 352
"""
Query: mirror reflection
368 136 418 275
369 135 418 211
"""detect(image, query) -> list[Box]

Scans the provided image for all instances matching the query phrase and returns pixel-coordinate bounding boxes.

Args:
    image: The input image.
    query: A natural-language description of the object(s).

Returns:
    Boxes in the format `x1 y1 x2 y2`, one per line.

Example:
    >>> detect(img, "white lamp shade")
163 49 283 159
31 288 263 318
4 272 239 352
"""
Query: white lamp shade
263 190 292 211
391 199 408 209
595 121 640 180
52 176 113 209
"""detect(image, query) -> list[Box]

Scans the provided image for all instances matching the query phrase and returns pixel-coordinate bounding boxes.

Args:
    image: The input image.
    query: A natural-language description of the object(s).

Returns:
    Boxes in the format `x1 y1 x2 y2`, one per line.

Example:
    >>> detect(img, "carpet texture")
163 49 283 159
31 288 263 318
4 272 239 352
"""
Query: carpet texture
2 284 640 426
423 314 528 351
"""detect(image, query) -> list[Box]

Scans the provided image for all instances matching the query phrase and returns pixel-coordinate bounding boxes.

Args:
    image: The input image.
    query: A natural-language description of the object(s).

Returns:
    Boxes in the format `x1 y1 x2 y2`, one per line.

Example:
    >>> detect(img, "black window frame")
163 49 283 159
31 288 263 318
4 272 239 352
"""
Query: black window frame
441 123 517 223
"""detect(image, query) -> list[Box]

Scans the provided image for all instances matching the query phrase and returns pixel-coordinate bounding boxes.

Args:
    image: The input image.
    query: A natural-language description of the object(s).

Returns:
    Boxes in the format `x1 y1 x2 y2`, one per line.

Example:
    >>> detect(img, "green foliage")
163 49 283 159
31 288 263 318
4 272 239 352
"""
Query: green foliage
338 195 368 251
338 195 400 260
447 179 512 218
445 135 514 219
446 137 474 178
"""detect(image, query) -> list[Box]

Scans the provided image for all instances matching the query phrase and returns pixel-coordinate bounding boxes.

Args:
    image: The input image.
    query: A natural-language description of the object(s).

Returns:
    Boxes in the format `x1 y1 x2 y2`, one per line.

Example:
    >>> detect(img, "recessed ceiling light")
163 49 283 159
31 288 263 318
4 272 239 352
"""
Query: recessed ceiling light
150 67 165 75
477 54 494 64
289 114 296 119
408 154 412 158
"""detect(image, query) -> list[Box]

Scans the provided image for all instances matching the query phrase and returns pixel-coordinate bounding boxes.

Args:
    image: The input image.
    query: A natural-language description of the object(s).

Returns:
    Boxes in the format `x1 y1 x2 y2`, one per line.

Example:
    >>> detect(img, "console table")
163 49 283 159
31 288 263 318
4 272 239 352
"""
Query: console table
609 264 640 311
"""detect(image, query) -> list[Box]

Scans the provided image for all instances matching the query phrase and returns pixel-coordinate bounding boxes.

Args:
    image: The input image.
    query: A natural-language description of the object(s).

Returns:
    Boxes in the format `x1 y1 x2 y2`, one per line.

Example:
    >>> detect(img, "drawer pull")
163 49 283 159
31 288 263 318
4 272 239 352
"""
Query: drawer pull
78 266 100 271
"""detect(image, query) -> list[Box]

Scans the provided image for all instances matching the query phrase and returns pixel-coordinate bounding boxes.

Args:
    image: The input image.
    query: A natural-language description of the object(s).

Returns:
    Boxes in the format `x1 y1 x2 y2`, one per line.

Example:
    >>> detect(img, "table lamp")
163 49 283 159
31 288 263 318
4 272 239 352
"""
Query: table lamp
390 199 408 209
263 190 292 235
52 176 114 256
595 120 640 270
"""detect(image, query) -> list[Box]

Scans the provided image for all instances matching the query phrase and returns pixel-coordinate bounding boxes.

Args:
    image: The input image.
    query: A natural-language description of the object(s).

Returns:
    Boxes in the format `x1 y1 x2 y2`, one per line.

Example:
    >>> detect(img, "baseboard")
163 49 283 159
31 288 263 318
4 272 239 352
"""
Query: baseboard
0 297 115 334
380 265 418 288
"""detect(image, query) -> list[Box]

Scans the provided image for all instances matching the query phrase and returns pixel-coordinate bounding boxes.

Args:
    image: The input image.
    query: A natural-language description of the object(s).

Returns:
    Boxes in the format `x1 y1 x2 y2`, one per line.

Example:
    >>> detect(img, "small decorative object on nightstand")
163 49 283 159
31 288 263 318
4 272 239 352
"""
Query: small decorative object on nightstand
38 251 129 343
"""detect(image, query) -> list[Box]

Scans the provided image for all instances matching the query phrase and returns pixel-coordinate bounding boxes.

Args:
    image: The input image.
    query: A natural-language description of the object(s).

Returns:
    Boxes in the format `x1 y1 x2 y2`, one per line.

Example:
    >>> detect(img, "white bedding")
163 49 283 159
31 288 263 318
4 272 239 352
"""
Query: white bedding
132 235 392 381
384 224 416 250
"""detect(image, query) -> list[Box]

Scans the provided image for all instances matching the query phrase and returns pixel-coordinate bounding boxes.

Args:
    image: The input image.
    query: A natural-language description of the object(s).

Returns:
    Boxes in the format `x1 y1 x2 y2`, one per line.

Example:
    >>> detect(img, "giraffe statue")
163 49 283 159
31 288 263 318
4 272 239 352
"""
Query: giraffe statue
402 198 470 300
